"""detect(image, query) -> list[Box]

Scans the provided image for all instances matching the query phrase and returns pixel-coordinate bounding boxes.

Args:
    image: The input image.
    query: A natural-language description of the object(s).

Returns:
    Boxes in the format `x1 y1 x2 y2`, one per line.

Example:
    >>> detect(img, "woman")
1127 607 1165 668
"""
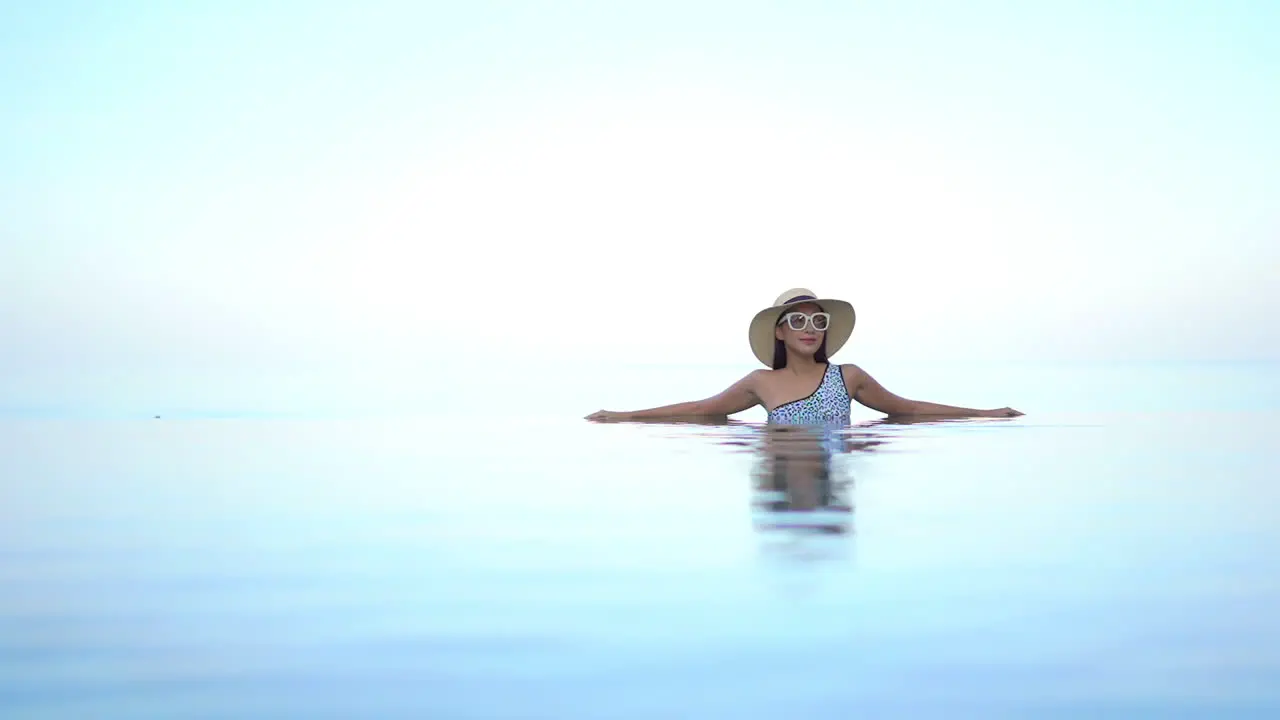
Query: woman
586 287 1022 424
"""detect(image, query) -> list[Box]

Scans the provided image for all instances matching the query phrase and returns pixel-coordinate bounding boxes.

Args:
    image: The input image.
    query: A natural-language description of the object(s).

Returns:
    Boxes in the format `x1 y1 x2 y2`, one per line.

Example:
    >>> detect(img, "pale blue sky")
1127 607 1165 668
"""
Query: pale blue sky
1 1 1277 413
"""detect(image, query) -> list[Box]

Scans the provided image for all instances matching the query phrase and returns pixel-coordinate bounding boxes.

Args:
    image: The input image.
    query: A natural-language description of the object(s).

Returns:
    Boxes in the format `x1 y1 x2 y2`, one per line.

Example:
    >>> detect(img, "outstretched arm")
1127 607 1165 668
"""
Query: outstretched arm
842 364 1022 418
586 372 763 422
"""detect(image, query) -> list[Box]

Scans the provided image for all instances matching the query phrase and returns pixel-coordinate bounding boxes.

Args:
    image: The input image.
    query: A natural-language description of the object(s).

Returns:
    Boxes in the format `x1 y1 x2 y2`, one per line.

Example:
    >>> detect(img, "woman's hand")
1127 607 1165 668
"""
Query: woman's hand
981 407 1024 417
585 410 632 422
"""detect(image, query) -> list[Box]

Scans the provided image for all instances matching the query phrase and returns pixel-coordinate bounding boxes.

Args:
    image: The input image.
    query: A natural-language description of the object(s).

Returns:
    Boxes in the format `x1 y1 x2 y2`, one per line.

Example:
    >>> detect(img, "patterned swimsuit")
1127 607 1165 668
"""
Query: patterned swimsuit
766 364 853 426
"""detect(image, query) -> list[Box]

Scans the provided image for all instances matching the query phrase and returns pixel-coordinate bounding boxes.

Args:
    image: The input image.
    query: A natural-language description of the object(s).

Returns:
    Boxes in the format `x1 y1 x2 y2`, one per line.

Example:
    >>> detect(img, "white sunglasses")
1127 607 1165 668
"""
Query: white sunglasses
778 312 831 332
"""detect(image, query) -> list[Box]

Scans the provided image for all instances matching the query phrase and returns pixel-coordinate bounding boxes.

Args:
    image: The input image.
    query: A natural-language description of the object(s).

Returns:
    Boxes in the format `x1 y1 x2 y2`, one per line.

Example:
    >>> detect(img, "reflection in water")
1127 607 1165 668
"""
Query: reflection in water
641 417 968 538
753 425 856 535
630 416 994 539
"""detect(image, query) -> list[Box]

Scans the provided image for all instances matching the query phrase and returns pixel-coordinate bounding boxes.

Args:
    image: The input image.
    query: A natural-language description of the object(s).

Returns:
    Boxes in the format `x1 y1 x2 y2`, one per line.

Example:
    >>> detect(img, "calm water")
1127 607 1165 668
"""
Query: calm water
2 362 1280 718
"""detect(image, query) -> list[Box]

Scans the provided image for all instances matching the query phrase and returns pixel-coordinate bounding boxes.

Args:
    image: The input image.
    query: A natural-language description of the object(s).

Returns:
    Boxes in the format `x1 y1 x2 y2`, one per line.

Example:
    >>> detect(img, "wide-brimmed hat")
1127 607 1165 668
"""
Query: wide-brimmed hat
748 288 856 367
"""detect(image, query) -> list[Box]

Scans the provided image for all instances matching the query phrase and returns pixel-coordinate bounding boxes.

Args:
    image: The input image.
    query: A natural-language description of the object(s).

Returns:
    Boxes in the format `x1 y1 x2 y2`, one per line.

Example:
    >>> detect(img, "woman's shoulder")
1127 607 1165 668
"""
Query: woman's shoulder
743 367 785 390
837 363 866 388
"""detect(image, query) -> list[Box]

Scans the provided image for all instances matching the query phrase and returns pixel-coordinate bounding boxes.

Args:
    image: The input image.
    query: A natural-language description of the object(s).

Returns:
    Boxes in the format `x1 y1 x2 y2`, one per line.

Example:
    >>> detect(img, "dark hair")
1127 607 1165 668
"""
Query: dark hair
771 302 829 370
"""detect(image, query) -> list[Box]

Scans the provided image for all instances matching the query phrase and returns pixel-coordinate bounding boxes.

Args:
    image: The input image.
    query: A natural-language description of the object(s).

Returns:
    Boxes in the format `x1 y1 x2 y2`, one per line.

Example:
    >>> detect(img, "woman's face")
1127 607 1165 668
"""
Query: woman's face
774 302 827 358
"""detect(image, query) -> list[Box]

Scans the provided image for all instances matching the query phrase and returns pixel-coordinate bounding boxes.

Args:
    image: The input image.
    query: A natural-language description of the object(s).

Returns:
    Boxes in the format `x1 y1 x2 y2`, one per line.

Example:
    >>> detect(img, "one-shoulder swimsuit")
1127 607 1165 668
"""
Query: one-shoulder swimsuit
765 364 852 426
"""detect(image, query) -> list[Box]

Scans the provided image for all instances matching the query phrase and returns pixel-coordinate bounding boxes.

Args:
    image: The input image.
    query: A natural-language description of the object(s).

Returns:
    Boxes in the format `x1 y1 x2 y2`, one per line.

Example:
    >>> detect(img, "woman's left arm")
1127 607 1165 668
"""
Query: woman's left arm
841 364 1023 418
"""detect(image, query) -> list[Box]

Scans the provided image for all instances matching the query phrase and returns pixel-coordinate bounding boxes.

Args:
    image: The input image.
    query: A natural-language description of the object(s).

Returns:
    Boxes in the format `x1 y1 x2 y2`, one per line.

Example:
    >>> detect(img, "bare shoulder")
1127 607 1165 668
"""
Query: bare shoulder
742 368 770 390
707 369 767 412
838 363 866 381
750 367 784 386
838 363 867 392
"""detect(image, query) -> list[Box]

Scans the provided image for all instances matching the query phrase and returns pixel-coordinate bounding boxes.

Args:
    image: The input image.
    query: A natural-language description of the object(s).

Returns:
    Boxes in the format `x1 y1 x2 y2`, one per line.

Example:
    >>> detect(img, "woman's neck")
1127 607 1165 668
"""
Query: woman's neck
784 353 824 373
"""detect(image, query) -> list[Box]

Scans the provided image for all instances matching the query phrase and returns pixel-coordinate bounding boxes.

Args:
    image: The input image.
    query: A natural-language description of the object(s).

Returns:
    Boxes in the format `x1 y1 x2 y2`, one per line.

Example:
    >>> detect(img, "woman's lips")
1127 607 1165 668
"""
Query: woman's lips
799 337 818 345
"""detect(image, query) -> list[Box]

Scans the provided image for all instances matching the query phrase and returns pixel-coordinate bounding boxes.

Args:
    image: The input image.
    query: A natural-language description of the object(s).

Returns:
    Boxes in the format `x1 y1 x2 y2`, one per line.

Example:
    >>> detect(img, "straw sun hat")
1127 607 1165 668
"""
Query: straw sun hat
748 288 856 367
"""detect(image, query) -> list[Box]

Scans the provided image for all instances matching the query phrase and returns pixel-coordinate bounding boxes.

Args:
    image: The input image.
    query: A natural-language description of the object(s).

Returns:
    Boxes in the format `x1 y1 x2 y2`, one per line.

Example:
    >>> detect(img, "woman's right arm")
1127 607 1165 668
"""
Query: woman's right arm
585 371 763 422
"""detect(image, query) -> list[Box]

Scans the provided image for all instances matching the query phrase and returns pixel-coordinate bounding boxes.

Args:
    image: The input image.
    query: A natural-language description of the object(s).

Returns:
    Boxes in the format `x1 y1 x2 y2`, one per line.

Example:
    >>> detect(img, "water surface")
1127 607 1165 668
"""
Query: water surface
3 362 1279 718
